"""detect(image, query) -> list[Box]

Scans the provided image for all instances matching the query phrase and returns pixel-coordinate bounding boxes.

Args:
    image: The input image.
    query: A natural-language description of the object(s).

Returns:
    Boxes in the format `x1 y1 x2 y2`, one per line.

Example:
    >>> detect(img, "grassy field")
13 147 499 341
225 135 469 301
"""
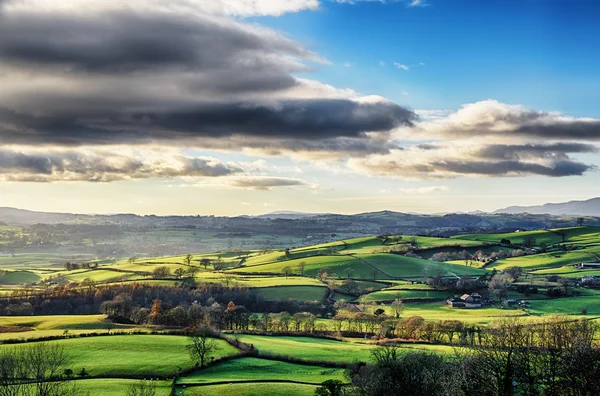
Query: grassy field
235 335 377 363
183 383 318 396
77 379 172 396
457 227 600 247
360 254 485 279
178 358 346 385
0 335 237 376
255 286 326 301
489 248 600 271
358 289 451 302
0 270 41 284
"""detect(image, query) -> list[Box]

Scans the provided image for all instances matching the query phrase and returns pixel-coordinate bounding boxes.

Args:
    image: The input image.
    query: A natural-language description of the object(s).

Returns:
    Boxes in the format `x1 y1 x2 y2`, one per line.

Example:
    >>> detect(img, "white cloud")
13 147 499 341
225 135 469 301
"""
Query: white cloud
393 63 410 70
3 0 320 17
399 186 449 194
378 61 387 67
407 0 428 7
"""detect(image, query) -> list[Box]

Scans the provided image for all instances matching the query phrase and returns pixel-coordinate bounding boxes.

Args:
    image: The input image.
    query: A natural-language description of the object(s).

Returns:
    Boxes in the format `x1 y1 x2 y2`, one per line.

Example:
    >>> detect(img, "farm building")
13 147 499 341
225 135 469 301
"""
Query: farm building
447 298 466 308
448 293 482 308
577 262 600 269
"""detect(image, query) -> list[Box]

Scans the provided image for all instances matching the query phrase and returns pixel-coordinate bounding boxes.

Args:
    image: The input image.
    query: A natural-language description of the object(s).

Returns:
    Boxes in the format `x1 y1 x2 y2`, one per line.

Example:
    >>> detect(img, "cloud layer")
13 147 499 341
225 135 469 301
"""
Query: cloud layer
0 2 598 186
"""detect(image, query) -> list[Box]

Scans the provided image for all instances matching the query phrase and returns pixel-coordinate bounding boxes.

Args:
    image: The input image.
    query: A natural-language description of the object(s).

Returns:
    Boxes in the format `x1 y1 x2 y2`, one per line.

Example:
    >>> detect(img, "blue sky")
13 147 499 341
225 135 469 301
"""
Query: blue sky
0 0 599 215
252 0 600 116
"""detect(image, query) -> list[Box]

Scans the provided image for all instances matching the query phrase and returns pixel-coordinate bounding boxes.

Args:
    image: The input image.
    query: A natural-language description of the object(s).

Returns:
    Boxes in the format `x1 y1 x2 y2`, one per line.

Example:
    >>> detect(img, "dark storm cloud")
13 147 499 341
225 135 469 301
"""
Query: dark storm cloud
0 100 416 146
474 143 598 160
0 11 310 74
431 159 594 177
514 121 600 140
0 148 243 182
0 9 416 152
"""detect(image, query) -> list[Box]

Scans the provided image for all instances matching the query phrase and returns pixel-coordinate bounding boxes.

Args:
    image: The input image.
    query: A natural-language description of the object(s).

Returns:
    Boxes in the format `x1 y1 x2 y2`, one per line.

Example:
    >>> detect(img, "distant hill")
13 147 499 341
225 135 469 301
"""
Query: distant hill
254 211 325 219
495 197 600 216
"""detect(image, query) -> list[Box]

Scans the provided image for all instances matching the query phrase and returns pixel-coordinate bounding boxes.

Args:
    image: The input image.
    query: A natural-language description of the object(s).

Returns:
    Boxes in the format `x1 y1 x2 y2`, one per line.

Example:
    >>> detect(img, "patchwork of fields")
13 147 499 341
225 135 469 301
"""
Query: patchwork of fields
2 226 600 394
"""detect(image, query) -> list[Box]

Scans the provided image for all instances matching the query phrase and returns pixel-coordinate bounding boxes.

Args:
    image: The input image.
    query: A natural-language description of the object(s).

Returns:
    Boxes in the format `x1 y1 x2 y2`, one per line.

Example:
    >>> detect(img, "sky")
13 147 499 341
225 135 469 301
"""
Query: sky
0 0 599 216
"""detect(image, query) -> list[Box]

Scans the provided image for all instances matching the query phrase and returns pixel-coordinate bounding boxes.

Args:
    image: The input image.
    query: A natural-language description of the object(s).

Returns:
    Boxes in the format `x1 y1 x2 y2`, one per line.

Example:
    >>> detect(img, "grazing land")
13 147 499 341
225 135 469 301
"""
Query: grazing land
3 224 600 394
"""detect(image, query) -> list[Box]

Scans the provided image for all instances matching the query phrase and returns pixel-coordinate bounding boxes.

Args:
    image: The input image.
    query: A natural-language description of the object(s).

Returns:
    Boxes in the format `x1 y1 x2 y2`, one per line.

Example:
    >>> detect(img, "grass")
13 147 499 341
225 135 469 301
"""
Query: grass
177 358 347 385
358 289 451 302
0 314 109 330
0 270 41 284
182 383 318 396
0 335 238 376
234 255 369 278
456 227 600 247
255 286 326 302
359 254 485 279
369 301 530 325
489 249 599 271
76 379 172 396
235 335 377 363
526 296 600 316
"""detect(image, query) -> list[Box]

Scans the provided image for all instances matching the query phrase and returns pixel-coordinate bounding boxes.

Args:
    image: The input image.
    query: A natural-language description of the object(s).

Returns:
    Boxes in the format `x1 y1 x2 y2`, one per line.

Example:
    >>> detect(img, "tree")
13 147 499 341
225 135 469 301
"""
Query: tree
344 267 354 279
187 327 220 368
0 343 86 396
187 266 198 278
523 235 536 248
297 261 306 276
152 266 171 279
315 379 344 396
391 298 404 318
184 254 193 266
200 258 211 269
126 380 156 396
128 256 138 264
578 217 585 226
148 299 162 324
371 268 379 280
282 266 293 279
174 268 185 279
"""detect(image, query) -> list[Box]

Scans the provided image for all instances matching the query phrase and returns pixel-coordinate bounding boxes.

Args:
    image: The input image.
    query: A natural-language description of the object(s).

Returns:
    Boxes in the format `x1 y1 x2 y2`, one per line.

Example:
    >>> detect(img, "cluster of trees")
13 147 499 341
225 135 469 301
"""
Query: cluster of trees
0 343 88 396
430 249 527 264
0 283 330 318
348 317 600 396
332 311 481 344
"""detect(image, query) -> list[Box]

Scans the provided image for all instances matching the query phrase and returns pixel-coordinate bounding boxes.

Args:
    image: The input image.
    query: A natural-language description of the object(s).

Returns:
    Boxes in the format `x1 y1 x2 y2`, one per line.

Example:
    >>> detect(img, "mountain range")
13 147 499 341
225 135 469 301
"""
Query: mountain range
494 197 600 216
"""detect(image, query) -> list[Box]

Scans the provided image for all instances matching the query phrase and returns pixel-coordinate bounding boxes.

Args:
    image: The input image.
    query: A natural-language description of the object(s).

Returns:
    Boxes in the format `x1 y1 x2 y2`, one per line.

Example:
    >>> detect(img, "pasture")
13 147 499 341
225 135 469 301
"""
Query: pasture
0 335 237 376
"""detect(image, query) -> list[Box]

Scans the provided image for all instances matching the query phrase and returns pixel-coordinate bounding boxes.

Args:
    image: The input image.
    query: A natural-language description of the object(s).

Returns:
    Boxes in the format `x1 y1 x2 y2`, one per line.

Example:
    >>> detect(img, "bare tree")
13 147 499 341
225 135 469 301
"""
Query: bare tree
296 261 306 276
391 298 404 318
282 266 293 279
126 380 156 396
0 343 86 396
187 327 220 368
184 254 193 266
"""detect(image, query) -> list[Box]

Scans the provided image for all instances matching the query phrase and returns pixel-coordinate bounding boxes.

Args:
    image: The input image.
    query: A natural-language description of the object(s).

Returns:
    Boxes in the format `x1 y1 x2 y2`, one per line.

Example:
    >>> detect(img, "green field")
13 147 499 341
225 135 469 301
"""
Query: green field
359 288 451 302
183 383 318 396
256 286 326 301
77 379 172 396
178 358 346 385
0 335 237 376
235 335 377 363
0 270 41 284
360 254 485 279
489 247 600 271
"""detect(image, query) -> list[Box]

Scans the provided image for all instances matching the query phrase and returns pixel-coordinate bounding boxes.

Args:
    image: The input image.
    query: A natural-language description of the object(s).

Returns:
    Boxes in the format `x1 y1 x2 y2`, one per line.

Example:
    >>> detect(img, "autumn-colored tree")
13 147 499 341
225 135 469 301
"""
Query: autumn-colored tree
149 299 162 324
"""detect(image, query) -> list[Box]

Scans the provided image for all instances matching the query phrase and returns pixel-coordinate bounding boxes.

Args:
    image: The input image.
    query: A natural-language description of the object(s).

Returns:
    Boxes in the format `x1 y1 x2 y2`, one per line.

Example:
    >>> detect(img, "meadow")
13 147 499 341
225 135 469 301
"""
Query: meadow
2 225 600 394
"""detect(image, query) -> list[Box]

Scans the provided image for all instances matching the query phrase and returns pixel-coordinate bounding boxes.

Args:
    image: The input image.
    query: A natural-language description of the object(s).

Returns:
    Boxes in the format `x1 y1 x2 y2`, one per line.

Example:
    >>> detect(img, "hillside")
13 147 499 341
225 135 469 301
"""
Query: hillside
495 197 600 216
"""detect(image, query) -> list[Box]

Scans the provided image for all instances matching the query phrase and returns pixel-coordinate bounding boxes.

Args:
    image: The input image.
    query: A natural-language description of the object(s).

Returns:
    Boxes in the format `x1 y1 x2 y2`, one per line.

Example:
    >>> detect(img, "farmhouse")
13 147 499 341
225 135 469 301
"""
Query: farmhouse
448 293 483 308
447 298 466 308
577 262 600 269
